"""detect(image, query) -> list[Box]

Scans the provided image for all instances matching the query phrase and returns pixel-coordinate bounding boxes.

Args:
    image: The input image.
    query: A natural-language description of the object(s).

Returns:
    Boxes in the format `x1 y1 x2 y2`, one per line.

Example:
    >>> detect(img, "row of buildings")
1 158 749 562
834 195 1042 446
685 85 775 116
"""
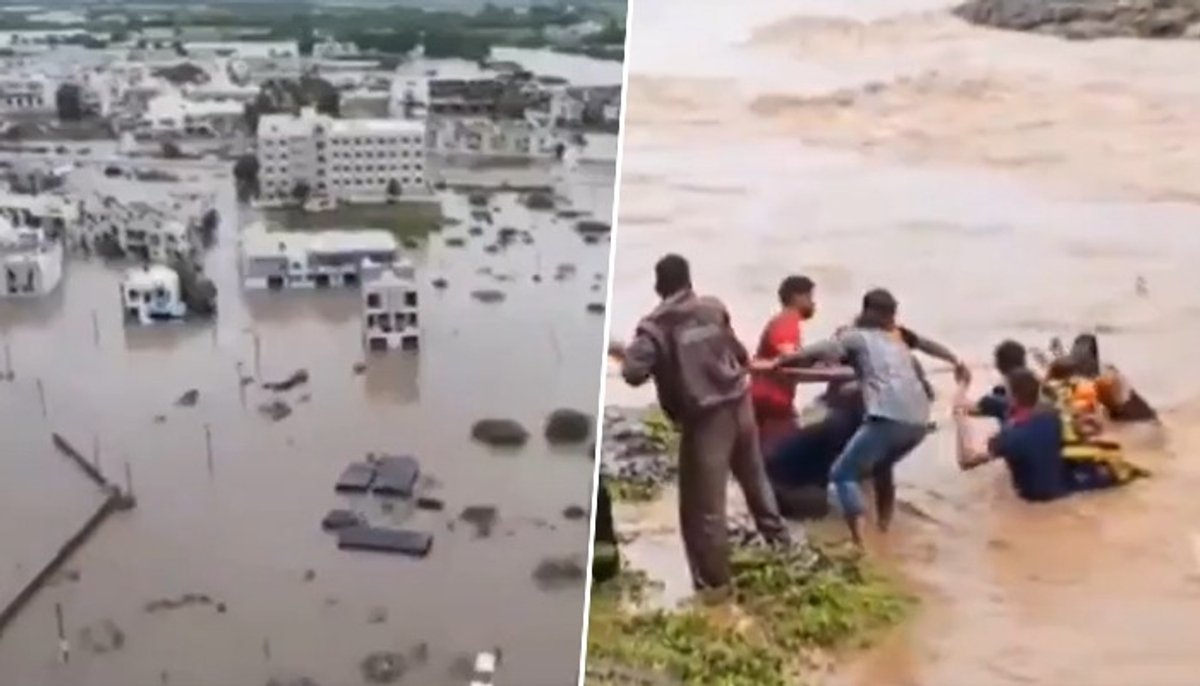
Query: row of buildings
0 167 216 298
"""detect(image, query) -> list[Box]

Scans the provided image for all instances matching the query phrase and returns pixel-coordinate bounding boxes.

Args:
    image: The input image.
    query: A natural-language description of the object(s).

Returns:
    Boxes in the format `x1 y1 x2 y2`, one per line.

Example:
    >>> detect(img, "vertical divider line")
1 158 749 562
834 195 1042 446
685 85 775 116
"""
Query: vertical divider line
574 4 638 685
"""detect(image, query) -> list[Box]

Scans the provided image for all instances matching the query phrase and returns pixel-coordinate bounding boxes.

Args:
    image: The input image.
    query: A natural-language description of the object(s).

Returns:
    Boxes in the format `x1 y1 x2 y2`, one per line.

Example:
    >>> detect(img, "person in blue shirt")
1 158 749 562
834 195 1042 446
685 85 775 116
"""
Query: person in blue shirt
971 339 1029 422
953 368 1142 501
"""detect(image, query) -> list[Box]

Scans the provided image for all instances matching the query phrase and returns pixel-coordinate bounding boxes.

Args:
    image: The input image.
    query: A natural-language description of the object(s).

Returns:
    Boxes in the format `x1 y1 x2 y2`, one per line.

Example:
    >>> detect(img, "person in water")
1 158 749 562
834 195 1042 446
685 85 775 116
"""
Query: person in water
1069 334 1159 423
760 288 968 545
953 369 1148 500
971 339 1030 421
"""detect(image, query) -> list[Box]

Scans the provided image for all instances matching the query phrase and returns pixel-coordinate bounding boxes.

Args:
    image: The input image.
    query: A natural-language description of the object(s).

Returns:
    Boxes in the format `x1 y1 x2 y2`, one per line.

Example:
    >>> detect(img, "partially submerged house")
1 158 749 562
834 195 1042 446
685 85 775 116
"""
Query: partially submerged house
239 224 399 291
0 220 63 297
362 261 420 352
120 264 187 324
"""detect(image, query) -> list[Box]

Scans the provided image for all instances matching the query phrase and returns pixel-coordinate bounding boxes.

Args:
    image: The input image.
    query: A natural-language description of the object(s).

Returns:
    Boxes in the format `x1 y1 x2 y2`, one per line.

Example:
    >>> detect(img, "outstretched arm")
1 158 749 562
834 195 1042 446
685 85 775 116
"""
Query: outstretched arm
776 337 848 369
953 383 1000 470
611 327 660 387
902 327 970 382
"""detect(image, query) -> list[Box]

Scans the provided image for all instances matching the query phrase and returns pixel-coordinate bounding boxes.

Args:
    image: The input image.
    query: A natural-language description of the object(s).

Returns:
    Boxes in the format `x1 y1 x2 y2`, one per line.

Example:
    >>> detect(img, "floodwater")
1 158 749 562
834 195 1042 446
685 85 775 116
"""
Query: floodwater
0 159 612 685
607 0 1200 684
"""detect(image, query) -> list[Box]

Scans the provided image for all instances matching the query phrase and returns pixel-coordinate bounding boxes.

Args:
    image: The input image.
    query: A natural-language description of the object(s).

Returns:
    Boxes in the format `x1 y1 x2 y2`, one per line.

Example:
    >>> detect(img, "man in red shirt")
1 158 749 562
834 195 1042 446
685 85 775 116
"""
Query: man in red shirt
751 276 818 456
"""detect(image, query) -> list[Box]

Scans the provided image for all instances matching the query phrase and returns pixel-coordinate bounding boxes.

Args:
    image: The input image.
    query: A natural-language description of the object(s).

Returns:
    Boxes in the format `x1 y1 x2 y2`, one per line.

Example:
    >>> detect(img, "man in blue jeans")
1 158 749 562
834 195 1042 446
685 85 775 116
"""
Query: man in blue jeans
759 289 969 546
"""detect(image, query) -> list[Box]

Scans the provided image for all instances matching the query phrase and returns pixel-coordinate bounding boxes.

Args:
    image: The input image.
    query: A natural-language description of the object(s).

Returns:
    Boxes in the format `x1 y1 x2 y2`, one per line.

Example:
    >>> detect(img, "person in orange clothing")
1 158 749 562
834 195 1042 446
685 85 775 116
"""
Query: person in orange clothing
1070 333 1159 423
749 276 851 457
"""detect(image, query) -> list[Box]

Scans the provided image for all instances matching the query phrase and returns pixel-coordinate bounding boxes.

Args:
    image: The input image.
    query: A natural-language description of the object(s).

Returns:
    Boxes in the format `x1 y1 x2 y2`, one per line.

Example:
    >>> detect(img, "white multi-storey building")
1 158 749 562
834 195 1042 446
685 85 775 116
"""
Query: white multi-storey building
362 261 420 352
1 221 63 297
0 74 55 115
256 107 427 206
240 224 399 291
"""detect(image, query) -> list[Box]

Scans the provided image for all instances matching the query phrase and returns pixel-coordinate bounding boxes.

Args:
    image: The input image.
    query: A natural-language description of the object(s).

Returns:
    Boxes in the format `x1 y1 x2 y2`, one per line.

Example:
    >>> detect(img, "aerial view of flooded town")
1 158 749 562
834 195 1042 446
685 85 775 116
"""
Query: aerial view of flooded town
0 1 623 684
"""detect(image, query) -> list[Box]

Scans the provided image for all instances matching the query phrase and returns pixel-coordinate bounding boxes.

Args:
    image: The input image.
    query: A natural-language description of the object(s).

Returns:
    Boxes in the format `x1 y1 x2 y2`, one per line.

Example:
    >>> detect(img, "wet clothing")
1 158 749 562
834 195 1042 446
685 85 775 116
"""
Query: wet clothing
767 396 862 488
1044 378 1149 486
975 386 1011 422
989 407 1143 501
620 290 787 590
1093 369 1159 422
989 409 1070 501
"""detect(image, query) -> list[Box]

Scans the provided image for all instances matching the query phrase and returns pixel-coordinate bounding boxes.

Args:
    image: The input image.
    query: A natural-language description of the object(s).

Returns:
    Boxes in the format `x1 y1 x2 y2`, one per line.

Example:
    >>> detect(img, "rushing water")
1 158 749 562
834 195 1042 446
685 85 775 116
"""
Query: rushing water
0 161 611 685
607 0 1200 684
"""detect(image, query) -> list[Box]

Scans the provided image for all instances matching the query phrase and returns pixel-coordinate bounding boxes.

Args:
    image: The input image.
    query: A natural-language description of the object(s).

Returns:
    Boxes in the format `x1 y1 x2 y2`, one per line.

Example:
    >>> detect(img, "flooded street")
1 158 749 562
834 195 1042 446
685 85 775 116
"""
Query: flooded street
608 0 1200 683
0 157 612 685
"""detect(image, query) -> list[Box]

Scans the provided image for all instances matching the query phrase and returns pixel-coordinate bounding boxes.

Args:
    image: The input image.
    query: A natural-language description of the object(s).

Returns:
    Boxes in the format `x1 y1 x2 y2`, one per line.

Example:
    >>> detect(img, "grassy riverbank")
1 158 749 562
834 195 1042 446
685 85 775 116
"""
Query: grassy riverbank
586 545 911 686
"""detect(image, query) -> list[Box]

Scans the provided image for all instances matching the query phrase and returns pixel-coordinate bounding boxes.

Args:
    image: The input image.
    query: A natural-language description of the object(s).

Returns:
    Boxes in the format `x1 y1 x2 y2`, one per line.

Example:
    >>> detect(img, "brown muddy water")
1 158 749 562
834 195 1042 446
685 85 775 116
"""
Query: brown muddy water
0 161 612 686
607 0 1200 684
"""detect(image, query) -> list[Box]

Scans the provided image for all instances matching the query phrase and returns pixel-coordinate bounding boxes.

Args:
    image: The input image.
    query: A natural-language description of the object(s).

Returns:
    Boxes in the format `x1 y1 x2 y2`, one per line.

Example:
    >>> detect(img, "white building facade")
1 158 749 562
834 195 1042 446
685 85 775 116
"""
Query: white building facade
362 261 420 352
256 107 427 206
1 222 63 297
121 264 188 324
0 74 56 115
240 226 399 291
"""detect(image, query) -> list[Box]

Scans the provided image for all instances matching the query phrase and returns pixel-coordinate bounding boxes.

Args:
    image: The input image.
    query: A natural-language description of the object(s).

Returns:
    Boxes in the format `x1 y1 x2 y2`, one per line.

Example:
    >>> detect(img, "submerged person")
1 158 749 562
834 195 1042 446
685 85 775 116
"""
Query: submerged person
971 339 1030 421
760 288 969 545
608 254 791 596
954 369 1149 500
1070 334 1159 423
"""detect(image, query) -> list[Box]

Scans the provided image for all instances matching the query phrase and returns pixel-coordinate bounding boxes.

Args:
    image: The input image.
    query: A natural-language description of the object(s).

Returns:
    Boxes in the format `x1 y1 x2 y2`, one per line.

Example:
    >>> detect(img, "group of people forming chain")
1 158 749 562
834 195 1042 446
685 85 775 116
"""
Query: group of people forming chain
607 253 1157 594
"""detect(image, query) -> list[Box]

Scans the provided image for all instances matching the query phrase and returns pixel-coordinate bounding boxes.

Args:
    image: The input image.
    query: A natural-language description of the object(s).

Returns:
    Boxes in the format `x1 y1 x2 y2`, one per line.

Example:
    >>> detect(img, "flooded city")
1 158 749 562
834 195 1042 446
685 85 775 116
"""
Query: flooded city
605 0 1200 684
0 2 623 684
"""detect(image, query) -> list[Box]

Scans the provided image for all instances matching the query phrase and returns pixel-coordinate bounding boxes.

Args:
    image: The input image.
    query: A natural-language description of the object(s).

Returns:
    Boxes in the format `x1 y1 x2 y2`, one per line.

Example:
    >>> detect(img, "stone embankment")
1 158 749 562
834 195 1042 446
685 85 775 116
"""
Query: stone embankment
954 0 1200 39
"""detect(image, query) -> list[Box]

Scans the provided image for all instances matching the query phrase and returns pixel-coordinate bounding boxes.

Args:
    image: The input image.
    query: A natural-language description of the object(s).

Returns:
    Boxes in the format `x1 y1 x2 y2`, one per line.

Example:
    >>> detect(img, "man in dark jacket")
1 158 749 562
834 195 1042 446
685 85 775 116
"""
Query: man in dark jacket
609 254 789 594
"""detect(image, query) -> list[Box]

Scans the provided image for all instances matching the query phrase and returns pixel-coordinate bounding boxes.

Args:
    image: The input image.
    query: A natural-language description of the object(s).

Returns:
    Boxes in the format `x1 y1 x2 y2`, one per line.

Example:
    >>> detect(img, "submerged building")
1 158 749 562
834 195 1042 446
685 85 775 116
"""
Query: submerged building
362 261 420 352
0 221 63 297
121 264 188 324
239 225 399 290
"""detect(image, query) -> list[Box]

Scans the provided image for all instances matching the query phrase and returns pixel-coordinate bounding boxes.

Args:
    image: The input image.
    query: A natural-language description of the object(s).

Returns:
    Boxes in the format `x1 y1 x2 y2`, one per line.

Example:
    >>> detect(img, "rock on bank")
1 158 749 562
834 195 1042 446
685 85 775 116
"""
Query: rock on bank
953 0 1200 40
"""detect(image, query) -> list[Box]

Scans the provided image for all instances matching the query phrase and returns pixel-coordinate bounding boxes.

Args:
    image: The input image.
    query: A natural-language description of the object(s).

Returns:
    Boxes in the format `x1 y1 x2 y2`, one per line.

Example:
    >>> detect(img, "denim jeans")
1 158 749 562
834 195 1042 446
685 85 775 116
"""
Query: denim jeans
828 416 928 517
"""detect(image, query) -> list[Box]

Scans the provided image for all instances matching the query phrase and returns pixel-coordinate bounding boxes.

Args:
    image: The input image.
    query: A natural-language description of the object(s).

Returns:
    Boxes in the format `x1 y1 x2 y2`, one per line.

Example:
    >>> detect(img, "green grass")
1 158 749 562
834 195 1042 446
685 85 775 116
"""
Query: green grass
264 200 444 237
586 545 912 686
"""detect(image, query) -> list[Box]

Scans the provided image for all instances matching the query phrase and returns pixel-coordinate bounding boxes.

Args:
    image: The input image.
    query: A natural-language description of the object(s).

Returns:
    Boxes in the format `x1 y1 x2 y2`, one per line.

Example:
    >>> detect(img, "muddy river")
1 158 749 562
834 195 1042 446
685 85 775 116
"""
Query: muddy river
0 159 611 685
606 0 1200 684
